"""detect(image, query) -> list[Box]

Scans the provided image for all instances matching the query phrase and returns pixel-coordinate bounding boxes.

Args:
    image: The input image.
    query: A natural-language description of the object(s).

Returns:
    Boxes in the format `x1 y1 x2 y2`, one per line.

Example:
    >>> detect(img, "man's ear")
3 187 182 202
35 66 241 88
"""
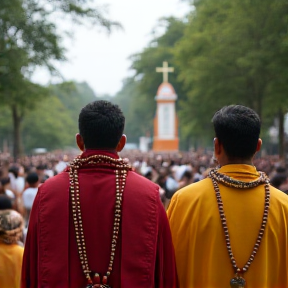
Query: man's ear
214 137 222 157
76 133 85 151
116 134 127 152
256 138 262 152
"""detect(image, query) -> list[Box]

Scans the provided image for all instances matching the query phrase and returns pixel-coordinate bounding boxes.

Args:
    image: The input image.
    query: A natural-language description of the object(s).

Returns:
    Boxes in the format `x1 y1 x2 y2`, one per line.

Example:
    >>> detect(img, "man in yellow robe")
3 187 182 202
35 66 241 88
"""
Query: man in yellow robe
0 209 24 288
168 105 288 288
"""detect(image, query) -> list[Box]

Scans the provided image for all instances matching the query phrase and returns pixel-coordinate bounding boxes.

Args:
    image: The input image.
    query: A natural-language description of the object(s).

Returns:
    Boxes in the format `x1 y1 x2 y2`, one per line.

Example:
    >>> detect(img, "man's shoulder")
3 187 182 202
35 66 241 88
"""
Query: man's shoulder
44 170 68 182
38 171 69 194
176 177 213 198
127 170 159 188
125 171 160 198
1 243 24 257
23 187 38 194
270 185 288 205
168 177 213 210
13 244 24 254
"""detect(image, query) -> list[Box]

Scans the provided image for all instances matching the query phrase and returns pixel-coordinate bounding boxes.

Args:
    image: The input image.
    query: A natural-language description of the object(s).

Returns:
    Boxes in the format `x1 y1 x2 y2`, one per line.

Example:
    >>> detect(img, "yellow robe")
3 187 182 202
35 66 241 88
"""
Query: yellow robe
167 164 288 288
0 242 23 288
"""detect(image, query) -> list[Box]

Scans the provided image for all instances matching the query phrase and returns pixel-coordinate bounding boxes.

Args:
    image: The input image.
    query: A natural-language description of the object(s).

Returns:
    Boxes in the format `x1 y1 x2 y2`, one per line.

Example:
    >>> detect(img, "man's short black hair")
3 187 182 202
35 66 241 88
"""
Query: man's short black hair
78 100 125 149
270 174 287 189
212 105 261 159
0 195 12 210
26 172 39 185
9 166 19 178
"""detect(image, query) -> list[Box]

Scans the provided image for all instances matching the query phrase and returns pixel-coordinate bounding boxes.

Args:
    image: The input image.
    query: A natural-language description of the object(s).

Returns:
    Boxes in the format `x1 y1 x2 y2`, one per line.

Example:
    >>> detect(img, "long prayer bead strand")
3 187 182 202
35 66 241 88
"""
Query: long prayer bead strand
208 168 270 286
69 155 131 288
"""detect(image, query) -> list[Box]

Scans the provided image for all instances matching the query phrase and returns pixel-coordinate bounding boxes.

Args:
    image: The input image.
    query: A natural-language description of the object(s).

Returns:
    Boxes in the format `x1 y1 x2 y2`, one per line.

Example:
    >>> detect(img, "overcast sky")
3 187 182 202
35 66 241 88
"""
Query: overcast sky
33 0 191 95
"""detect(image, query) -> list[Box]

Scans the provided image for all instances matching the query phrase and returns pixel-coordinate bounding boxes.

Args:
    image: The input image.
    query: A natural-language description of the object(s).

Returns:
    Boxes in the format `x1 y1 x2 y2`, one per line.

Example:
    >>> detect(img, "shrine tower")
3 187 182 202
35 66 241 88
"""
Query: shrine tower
153 61 179 152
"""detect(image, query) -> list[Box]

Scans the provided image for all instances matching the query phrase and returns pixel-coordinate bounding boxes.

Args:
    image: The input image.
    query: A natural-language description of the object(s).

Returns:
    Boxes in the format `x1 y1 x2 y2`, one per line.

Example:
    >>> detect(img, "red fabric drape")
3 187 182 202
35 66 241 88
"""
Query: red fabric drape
22 150 178 288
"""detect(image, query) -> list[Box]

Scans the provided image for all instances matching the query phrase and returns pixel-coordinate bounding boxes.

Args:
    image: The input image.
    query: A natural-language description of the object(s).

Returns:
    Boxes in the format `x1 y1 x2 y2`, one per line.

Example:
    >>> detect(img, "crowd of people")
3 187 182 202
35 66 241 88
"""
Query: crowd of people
0 149 286 217
1 101 288 287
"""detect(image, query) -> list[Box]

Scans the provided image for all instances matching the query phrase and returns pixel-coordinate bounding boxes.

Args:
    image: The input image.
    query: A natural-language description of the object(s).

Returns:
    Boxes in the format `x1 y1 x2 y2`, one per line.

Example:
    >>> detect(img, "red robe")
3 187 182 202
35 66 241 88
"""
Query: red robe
21 150 177 288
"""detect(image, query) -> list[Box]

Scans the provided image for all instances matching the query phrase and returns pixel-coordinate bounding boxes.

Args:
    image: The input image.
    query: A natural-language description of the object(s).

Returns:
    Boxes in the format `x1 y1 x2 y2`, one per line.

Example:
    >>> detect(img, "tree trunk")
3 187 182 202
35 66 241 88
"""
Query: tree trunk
278 108 285 160
11 104 23 161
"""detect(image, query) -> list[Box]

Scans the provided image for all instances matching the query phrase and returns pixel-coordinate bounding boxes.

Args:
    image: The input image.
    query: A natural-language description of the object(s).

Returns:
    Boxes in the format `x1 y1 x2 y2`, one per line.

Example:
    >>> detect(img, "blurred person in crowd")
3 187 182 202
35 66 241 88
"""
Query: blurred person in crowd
142 166 153 181
54 155 69 174
267 164 285 179
270 167 288 194
156 167 179 210
150 165 160 182
0 177 17 209
36 164 47 183
44 162 56 178
15 165 25 195
270 174 288 194
0 209 24 288
168 105 288 288
22 172 39 224
178 169 193 189
0 195 13 210
192 165 205 182
22 100 177 288
162 167 179 200
8 166 19 192
14 165 26 215
156 174 167 199
142 166 165 200
202 167 213 178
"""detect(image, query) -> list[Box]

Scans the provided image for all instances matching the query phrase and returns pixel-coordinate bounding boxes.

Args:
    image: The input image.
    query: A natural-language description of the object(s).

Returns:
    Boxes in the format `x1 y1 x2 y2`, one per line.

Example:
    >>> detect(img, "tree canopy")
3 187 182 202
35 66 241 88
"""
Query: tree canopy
2 0 288 155
116 0 288 153
0 0 118 158
175 0 288 150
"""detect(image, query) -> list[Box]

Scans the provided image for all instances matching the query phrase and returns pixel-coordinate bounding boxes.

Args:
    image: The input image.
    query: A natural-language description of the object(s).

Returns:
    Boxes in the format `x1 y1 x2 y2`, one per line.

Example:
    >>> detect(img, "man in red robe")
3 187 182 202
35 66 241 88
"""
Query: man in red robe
21 100 177 288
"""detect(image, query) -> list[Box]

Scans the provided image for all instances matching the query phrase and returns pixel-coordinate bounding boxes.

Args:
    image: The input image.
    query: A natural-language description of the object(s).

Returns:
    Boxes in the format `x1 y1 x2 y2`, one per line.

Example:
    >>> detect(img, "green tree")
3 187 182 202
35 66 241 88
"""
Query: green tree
175 0 288 154
0 0 118 159
22 95 75 152
50 81 96 114
21 81 100 152
113 78 151 144
131 17 187 97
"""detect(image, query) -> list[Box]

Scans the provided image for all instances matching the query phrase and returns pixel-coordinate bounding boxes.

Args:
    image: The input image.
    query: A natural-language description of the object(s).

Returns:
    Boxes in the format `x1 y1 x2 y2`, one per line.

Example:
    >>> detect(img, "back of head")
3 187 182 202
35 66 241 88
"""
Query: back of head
0 209 24 244
0 177 10 187
212 105 261 159
9 166 19 178
36 164 46 172
78 100 125 149
0 195 12 210
26 172 39 185
270 174 287 189
276 166 286 174
181 170 193 181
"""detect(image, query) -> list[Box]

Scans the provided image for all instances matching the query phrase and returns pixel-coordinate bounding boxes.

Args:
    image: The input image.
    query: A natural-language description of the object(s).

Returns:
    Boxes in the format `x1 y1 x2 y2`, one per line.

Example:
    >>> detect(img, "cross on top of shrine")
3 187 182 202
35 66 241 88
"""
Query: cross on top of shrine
156 61 174 83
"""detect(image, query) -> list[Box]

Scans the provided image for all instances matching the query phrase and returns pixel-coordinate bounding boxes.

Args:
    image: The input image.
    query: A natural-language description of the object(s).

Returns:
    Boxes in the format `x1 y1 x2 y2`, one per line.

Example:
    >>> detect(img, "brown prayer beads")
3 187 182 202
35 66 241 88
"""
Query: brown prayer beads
69 155 131 287
208 168 270 287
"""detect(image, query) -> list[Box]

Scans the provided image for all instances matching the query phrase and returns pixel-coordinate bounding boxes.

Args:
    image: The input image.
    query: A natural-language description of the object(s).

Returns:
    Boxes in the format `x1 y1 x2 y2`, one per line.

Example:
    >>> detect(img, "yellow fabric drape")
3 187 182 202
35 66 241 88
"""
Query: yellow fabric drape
167 164 288 288
0 243 23 288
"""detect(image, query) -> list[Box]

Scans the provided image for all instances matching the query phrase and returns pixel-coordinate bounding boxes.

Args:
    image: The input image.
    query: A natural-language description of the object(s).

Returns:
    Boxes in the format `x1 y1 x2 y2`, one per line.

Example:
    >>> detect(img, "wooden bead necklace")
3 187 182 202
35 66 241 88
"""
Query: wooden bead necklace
208 168 270 288
69 154 131 288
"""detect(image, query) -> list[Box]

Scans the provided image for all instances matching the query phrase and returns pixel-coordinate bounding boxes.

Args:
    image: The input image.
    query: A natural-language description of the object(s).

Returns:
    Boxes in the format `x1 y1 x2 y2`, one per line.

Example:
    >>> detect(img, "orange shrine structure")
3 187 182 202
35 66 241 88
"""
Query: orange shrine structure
153 61 179 152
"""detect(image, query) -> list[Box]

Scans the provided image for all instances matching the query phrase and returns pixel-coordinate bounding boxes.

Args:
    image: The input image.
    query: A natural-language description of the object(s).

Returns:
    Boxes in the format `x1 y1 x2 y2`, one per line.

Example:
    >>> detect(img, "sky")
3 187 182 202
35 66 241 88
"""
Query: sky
33 0 191 96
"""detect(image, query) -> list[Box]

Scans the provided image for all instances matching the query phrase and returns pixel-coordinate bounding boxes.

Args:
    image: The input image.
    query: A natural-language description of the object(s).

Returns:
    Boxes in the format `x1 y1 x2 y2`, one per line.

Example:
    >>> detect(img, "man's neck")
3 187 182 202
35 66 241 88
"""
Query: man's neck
29 183 39 188
219 158 254 167
85 148 117 154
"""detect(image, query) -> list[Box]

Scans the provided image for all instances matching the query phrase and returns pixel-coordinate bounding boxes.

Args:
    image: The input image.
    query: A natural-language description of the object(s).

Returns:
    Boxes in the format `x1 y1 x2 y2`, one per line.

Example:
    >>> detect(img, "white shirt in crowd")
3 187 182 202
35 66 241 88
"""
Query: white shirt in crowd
5 189 15 199
22 187 38 209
